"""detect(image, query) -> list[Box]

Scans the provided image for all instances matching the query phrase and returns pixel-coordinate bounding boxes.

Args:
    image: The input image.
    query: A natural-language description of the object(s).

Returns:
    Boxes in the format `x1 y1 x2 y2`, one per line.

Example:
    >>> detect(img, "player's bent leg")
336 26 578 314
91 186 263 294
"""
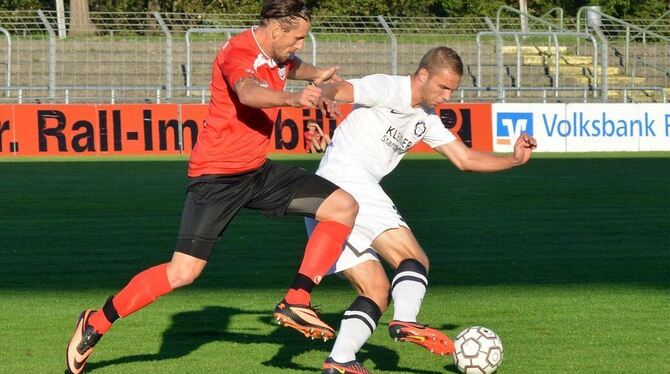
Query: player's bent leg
314 188 359 227
323 295 381 374
166 251 208 288
67 253 207 372
371 228 454 355
278 177 358 339
291 188 357 289
386 259 454 356
371 226 429 270
286 179 357 290
319 263 385 373
343 260 390 312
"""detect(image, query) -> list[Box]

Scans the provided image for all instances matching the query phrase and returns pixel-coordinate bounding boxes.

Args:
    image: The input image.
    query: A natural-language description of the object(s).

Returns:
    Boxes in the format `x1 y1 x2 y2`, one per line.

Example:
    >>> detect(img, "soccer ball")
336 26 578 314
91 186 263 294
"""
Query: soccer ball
452 326 503 374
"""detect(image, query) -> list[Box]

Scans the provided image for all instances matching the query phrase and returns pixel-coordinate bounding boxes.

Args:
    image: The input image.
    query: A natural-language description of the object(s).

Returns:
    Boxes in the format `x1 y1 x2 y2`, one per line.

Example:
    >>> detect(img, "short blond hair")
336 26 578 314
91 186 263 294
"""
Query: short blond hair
417 46 463 76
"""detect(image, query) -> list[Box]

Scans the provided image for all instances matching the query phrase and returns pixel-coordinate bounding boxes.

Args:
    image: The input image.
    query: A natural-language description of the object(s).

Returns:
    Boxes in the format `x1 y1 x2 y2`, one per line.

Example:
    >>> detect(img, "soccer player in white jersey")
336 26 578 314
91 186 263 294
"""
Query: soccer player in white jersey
314 46 537 374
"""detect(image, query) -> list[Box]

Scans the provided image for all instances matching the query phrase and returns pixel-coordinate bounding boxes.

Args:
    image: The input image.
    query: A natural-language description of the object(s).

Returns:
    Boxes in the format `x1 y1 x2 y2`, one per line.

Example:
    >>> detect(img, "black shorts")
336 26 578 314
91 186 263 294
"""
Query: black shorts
175 160 339 260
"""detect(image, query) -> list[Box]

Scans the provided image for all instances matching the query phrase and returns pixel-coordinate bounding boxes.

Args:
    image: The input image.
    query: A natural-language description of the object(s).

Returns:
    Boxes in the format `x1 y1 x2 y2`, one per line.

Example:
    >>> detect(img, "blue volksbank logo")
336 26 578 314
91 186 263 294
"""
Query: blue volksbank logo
542 112 659 137
496 112 533 145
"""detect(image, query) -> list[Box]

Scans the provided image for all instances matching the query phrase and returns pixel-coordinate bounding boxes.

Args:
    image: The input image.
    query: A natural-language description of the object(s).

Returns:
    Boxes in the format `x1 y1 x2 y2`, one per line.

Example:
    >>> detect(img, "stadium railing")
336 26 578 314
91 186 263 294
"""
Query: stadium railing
576 6 670 76
0 9 668 104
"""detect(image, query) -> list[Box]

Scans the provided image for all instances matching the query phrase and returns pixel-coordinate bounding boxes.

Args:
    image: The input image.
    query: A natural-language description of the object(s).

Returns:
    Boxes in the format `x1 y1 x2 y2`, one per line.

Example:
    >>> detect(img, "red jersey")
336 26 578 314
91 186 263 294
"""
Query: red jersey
188 28 295 177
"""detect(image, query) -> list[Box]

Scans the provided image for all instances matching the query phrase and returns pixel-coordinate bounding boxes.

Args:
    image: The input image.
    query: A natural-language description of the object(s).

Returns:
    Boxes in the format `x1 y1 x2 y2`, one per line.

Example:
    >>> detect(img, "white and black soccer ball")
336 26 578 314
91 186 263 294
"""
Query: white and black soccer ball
452 326 503 374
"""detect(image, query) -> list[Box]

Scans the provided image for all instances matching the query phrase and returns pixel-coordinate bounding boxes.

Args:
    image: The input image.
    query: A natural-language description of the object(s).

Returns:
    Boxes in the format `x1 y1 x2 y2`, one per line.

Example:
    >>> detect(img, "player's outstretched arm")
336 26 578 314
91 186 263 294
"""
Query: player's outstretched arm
319 81 354 103
235 77 323 109
435 134 537 172
288 56 341 84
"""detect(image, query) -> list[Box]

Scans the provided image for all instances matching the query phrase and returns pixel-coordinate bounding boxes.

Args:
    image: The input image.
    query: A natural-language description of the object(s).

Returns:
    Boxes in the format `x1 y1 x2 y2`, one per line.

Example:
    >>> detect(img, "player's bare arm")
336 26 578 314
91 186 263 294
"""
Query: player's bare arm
288 56 341 84
319 81 355 103
435 134 537 172
234 76 323 109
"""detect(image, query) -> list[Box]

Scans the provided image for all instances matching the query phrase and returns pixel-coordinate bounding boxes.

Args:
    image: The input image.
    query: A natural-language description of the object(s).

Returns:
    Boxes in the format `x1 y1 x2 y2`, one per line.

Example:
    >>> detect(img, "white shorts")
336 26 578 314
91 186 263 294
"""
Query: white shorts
306 178 408 274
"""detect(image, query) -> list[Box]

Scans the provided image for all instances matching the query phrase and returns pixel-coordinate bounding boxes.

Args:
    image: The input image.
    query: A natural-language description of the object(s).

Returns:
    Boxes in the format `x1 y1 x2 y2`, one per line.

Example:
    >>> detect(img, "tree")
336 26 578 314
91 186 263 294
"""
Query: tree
69 0 96 35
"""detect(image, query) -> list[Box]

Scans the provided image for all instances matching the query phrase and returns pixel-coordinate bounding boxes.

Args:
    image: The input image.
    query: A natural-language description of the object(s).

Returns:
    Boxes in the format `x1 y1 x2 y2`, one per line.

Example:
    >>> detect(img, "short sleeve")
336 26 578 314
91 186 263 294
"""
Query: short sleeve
219 43 257 87
348 74 396 107
422 114 457 148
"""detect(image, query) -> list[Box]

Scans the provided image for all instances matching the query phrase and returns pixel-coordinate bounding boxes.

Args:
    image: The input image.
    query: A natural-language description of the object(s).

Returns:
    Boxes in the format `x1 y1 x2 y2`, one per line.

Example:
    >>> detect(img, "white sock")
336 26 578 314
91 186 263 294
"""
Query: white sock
391 259 428 322
329 296 382 363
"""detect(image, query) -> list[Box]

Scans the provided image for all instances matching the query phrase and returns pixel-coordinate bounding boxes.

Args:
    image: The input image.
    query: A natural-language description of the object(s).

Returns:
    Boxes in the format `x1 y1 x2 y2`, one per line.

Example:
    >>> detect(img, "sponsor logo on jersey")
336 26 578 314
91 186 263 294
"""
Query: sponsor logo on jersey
414 121 426 137
496 112 533 145
382 125 414 153
390 109 403 115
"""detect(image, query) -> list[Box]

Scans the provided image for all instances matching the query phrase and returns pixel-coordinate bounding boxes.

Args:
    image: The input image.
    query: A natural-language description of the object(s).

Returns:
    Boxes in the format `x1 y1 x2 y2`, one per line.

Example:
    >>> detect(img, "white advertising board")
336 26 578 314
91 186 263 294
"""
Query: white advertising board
493 103 670 152
637 104 670 151
492 103 566 153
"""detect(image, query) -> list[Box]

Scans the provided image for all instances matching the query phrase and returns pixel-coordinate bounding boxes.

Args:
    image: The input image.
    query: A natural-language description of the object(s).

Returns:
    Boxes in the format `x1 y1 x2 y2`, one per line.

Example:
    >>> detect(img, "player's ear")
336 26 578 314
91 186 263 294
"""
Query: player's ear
271 20 282 39
418 68 429 83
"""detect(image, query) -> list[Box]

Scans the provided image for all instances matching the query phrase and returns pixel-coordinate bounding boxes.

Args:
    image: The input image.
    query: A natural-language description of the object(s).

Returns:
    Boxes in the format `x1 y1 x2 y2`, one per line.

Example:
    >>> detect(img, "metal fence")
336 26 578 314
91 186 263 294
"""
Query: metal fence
0 9 668 104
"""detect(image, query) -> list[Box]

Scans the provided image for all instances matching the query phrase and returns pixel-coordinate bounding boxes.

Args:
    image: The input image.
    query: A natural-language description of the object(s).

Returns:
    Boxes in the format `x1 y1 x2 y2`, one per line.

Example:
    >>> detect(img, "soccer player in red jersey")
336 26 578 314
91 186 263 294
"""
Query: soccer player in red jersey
66 1 357 373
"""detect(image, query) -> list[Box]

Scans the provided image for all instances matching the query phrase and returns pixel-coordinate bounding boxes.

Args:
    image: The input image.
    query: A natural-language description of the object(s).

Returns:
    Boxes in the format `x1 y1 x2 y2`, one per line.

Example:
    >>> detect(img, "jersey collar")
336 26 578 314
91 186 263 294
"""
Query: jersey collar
251 26 279 69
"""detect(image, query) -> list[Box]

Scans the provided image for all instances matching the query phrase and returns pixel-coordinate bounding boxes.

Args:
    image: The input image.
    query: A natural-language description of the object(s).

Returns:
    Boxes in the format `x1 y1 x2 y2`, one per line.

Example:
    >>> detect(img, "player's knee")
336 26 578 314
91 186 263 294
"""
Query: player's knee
402 255 429 273
334 190 358 217
319 189 359 225
395 249 430 273
418 254 430 273
167 264 202 288
358 276 390 311
340 191 359 220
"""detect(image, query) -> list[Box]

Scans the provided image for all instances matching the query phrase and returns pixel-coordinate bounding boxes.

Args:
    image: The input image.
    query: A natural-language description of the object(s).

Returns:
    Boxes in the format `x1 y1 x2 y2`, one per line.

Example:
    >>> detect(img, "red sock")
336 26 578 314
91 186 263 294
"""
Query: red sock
88 305 113 334
88 263 173 334
285 220 351 305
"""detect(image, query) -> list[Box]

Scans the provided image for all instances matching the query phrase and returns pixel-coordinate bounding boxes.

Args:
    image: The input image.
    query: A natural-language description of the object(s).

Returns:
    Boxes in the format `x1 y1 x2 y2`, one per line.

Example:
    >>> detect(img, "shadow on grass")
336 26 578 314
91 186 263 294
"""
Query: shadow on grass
84 305 444 374
4 158 669 292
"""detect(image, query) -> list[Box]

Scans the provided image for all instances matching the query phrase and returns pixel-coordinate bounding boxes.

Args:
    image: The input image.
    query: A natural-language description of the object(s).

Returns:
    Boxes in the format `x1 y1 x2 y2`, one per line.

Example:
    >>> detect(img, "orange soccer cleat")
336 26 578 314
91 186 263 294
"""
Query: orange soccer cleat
388 320 454 356
273 299 335 341
322 357 371 374
66 309 103 374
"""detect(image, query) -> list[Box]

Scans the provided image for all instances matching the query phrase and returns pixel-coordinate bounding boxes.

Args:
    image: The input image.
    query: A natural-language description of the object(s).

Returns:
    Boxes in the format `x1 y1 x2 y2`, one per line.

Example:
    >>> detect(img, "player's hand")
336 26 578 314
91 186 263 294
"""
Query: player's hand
313 66 341 85
291 85 323 108
317 97 341 118
513 134 537 164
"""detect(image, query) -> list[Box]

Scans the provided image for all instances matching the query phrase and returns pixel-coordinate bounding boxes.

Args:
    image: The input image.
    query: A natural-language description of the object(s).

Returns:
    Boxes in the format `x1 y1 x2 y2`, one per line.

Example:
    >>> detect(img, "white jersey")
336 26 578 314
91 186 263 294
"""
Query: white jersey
317 74 456 183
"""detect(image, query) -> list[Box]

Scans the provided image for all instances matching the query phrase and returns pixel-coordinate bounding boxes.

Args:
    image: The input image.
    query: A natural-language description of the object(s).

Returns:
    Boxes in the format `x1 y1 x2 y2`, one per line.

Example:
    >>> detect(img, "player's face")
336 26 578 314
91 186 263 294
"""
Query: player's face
419 68 462 108
272 18 310 63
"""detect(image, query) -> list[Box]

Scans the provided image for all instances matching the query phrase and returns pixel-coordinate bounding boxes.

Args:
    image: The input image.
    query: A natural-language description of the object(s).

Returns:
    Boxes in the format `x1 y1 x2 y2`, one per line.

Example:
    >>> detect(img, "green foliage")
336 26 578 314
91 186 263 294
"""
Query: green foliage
0 0 49 10
586 0 669 18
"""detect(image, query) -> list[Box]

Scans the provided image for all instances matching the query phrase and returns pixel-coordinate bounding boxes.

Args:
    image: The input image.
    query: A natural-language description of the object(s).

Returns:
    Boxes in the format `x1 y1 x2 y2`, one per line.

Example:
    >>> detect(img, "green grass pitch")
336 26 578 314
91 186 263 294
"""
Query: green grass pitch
0 153 668 373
